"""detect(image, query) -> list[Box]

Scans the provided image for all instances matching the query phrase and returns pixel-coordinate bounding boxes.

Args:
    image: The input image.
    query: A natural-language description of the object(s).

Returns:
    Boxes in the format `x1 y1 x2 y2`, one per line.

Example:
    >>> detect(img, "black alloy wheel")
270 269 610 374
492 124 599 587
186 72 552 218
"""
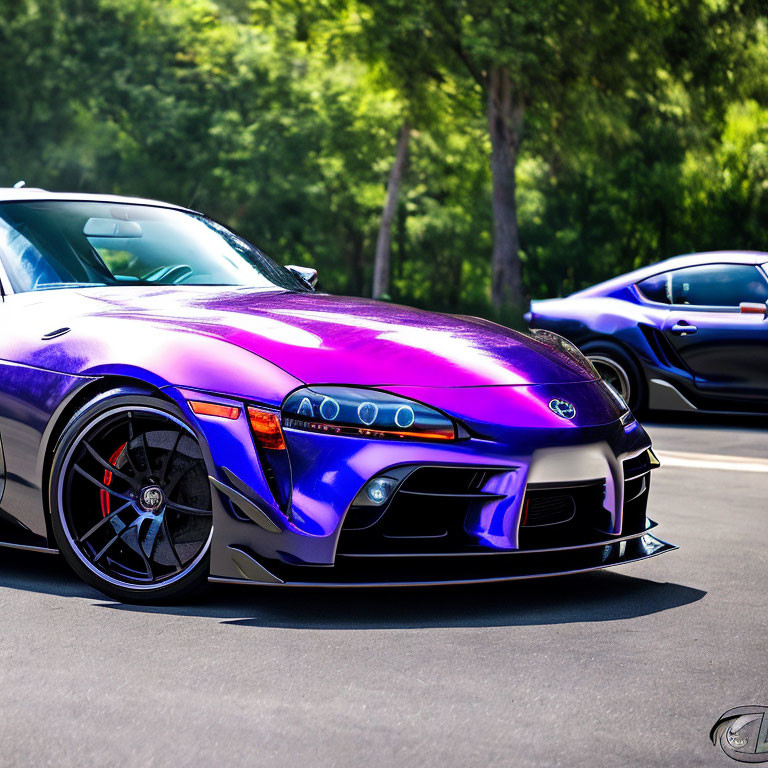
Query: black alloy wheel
50 389 213 602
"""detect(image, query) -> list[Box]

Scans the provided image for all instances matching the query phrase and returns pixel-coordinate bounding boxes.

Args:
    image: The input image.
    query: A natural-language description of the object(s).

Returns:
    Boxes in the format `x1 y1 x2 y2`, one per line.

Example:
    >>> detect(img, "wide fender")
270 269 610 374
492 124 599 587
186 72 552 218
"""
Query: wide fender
11 317 302 406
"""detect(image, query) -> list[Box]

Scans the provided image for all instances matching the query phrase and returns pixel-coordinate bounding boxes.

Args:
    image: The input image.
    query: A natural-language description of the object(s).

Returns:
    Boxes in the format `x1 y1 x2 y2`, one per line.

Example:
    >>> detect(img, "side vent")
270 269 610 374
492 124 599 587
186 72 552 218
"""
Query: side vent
638 324 689 371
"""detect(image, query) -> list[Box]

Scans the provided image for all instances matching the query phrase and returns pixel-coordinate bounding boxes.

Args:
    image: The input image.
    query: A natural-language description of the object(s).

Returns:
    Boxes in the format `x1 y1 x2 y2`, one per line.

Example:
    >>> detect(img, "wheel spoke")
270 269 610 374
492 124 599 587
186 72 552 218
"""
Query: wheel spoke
125 416 142 478
164 499 212 517
73 464 134 501
141 515 163 558
82 441 139 487
160 430 184 486
160 514 183 568
119 520 154 581
136 543 154 580
93 527 127 563
78 501 132 543
164 461 196 497
141 431 153 479
137 545 154 580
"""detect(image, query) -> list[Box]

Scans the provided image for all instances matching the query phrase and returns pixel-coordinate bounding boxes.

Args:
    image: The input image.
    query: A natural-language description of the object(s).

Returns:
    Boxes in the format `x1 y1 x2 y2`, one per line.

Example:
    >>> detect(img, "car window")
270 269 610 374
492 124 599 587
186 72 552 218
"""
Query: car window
637 264 768 307
636 273 671 304
0 201 309 293
0 216 63 292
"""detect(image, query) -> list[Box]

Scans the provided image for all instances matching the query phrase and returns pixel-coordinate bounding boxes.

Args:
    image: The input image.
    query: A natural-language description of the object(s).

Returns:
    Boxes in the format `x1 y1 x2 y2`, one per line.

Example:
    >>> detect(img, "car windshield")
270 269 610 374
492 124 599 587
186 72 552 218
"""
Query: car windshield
0 200 309 293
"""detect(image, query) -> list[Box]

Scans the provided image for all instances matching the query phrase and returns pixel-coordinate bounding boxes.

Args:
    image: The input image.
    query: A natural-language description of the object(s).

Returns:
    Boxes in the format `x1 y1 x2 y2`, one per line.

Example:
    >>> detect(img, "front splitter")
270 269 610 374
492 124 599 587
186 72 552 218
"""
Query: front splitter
209 533 676 588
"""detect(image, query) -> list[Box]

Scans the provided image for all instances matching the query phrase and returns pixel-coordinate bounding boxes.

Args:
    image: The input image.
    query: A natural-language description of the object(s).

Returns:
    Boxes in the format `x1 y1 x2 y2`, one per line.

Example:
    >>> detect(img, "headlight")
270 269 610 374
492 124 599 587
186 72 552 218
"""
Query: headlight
531 329 599 377
282 387 457 441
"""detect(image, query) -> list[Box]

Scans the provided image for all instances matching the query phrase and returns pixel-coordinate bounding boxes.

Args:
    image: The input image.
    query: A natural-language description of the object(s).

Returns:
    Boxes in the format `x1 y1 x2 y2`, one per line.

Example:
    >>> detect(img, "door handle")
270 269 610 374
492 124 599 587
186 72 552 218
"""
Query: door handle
670 323 698 335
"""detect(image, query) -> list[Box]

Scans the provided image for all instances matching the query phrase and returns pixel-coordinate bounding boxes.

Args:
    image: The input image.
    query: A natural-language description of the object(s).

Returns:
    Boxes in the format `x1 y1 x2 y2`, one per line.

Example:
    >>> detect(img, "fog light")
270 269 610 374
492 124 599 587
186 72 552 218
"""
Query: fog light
365 477 397 505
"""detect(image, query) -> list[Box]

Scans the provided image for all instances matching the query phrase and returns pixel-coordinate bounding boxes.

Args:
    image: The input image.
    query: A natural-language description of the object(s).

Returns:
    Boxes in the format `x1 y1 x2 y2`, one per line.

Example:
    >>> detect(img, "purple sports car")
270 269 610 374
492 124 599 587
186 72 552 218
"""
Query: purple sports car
528 252 768 414
0 189 674 601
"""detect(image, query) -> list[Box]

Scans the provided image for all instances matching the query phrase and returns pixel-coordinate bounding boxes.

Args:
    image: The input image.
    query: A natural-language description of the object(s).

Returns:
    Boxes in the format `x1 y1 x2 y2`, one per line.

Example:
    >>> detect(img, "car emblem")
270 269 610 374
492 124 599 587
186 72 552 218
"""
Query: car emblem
139 485 165 512
549 398 576 420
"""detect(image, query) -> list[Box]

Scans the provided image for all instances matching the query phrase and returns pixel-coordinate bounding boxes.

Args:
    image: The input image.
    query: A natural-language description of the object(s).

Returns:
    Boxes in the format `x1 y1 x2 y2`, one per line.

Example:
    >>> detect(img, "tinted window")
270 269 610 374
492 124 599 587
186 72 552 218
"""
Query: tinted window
637 264 768 307
636 273 670 303
0 201 309 293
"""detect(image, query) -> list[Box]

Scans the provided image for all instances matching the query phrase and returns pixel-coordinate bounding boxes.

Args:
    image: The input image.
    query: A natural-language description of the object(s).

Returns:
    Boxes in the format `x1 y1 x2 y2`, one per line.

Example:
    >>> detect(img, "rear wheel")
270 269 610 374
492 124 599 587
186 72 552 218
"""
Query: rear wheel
49 389 213 603
583 342 645 412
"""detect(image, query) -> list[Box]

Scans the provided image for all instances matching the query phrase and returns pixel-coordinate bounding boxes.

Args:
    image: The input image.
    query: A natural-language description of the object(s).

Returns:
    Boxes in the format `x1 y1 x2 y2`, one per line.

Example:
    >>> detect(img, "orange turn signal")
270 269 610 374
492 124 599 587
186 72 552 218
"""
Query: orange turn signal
247 406 286 450
189 400 241 420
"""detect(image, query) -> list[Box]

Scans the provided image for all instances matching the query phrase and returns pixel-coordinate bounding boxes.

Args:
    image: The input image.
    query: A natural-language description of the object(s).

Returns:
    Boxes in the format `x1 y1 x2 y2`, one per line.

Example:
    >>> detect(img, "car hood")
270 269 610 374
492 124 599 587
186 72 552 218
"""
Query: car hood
56 287 597 388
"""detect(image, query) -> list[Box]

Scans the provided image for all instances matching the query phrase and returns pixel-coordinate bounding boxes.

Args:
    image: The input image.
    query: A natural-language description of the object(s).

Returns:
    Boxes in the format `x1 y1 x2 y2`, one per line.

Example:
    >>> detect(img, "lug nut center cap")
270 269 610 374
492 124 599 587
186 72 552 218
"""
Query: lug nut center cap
139 485 165 512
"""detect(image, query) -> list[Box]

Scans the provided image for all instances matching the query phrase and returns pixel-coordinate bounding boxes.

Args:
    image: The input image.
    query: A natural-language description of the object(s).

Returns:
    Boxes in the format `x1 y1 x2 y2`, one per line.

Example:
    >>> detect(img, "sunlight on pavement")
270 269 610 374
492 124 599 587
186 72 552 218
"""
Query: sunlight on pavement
656 450 768 473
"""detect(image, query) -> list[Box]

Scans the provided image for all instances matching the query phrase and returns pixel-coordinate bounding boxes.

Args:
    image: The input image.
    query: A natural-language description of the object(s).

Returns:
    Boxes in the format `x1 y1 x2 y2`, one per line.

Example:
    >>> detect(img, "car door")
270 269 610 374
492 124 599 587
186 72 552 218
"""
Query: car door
649 263 768 398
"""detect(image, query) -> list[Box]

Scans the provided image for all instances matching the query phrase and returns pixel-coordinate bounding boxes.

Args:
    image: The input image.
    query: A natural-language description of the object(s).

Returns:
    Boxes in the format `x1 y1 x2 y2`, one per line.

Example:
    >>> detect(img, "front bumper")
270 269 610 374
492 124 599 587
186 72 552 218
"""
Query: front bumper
168 382 676 587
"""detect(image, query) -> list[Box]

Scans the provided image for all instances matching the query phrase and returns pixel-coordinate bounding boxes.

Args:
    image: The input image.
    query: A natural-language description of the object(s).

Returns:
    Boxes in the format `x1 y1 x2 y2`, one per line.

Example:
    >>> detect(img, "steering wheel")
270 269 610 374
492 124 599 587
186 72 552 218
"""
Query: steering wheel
141 264 194 284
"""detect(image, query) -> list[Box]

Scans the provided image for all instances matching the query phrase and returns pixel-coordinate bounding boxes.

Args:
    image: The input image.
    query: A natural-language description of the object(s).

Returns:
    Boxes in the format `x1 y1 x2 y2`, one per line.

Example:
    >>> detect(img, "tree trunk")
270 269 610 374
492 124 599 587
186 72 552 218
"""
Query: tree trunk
487 66 524 313
346 226 364 296
373 121 410 299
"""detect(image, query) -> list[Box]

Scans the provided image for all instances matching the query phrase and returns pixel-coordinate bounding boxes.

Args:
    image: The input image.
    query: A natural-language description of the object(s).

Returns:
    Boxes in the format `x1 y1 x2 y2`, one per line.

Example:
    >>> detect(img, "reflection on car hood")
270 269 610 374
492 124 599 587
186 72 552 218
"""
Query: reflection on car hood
65 287 598 388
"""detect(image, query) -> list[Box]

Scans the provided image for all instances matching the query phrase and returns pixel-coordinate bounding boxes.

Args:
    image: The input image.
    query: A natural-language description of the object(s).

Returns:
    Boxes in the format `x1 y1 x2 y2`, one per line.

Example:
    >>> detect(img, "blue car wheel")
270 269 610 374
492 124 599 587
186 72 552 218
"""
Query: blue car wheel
583 342 645 411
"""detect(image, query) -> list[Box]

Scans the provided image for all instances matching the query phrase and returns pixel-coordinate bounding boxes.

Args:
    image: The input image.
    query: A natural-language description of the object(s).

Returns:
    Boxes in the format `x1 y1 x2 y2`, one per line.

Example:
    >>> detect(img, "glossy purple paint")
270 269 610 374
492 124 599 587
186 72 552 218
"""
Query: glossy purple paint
0 282 655 573
2 286 595 392
0 191 673 586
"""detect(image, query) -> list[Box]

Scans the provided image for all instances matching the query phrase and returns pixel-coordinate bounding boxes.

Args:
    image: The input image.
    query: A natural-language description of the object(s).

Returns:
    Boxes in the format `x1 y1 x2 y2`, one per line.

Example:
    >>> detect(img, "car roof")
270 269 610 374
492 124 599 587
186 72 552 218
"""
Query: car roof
0 187 196 213
574 250 768 298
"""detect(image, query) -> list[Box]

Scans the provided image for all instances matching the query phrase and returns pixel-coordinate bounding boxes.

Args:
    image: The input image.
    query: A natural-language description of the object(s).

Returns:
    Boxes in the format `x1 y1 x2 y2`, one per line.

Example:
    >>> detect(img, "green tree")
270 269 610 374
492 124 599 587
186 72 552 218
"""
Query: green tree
1 0 767 322
351 0 767 317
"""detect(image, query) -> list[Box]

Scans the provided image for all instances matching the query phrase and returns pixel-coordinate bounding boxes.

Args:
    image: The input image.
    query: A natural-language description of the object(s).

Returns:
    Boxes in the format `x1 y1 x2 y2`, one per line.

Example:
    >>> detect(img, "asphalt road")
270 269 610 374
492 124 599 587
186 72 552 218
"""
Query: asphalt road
1 416 767 768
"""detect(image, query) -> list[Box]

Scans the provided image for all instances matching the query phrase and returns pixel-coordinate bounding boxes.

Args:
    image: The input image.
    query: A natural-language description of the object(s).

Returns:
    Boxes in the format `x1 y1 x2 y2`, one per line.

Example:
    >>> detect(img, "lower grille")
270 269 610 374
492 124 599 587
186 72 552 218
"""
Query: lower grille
338 459 654 557
338 466 508 555
521 493 575 527
518 481 609 549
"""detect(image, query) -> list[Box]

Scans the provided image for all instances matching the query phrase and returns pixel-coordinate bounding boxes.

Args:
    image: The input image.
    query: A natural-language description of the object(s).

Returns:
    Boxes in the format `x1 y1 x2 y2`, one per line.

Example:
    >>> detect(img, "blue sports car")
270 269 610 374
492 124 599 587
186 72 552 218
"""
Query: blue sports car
527 251 768 413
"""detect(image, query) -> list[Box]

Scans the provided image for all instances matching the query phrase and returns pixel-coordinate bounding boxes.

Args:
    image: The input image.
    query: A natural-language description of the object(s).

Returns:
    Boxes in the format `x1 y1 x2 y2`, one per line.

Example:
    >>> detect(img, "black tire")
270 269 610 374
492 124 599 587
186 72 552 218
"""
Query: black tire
49 388 213 603
582 341 646 412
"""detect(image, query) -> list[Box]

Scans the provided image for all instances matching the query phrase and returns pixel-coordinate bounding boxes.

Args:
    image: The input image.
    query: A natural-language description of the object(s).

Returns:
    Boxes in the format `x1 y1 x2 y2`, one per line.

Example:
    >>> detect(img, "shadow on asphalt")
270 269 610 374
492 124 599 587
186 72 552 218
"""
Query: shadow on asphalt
0 548 706 629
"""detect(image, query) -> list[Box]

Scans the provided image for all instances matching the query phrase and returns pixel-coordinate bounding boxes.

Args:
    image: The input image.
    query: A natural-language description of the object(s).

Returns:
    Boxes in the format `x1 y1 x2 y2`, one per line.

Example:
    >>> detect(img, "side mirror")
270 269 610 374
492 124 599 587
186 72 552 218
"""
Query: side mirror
739 301 768 316
286 265 318 290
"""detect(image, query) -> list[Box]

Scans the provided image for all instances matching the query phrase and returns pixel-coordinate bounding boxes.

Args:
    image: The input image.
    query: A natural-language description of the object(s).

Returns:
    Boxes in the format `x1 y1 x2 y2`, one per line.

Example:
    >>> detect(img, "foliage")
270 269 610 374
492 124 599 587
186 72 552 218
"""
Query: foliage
0 0 766 320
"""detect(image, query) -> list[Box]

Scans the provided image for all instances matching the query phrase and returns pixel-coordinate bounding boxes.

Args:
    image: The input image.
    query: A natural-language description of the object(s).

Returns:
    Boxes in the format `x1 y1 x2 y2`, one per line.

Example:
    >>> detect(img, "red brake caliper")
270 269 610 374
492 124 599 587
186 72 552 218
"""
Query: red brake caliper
100 443 127 517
